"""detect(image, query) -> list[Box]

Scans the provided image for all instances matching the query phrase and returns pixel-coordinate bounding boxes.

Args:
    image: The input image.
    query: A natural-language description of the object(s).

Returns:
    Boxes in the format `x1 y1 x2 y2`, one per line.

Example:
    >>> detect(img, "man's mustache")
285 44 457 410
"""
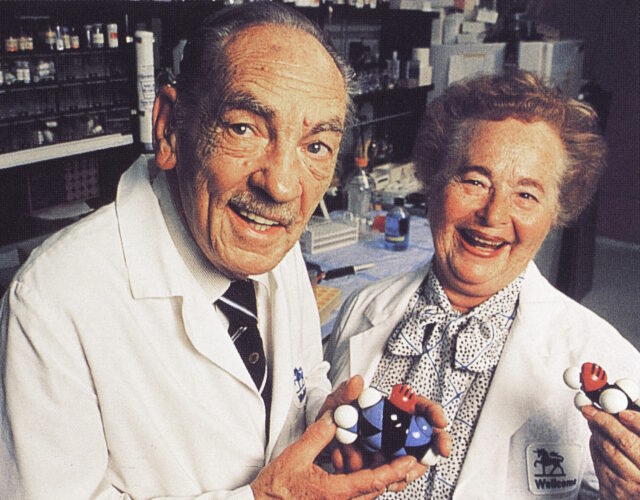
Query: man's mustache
229 191 297 226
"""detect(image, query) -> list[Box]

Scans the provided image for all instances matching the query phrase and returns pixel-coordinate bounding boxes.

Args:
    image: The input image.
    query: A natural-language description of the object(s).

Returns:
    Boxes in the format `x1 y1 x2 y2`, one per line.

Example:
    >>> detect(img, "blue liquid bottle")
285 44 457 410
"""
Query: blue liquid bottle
384 197 410 251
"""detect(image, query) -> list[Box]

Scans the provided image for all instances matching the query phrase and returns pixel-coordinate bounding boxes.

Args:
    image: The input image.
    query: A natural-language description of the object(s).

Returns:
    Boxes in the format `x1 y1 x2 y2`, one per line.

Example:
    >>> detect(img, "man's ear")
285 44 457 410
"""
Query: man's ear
152 85 178 170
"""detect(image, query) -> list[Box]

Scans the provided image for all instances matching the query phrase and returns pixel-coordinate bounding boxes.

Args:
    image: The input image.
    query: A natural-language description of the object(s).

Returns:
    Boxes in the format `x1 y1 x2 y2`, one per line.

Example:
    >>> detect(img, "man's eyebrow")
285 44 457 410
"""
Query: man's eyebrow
220 91 275 121
457 165 492 177
310 118 345 135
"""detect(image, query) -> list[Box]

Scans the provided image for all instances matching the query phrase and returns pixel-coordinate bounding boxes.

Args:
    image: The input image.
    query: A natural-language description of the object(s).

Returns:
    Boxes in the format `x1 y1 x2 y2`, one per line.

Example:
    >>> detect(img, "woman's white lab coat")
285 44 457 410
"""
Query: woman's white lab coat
325 260 640 499
0 156 331 499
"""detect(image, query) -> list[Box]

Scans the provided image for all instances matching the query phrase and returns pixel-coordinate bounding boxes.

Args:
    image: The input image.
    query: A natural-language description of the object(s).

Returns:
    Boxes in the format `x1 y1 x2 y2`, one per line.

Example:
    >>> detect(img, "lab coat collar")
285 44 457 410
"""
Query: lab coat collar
454 262 578 496
116 155 193 299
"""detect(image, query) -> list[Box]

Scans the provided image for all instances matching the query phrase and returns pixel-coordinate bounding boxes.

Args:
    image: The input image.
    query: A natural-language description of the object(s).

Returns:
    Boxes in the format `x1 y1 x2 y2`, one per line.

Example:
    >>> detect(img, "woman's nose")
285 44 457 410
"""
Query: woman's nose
249 144 302 203
477 191 510 226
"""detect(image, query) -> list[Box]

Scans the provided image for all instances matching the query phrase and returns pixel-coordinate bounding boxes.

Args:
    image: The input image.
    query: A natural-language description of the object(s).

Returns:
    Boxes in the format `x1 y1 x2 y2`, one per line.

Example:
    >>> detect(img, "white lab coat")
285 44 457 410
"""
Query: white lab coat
325 260 640 499
0 156 331 499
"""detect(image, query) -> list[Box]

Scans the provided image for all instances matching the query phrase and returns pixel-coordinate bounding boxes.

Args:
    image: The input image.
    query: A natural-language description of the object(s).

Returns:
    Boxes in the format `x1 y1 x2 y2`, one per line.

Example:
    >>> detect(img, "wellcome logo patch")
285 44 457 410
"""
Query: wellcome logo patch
293 366 306 407
526 443 582 496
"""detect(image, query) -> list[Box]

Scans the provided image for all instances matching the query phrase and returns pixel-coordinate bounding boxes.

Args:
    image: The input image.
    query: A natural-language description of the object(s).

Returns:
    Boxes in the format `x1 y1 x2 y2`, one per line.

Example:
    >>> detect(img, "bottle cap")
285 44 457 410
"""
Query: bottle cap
355 156 369 168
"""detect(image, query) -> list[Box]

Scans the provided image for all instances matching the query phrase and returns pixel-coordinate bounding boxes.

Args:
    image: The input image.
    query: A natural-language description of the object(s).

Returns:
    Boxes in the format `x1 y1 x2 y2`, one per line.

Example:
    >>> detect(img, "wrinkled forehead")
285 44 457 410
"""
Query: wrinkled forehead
224 24 347 105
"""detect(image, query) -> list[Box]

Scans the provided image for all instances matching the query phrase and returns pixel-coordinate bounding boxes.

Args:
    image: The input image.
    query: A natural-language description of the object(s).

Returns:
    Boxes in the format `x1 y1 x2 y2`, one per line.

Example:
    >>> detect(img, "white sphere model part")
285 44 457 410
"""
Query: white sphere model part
334 404 358 429
599 388 628 414
421 448 440 466
574 392 592 410
336 427 358 445
358 387 383 409
563 367 582 390
615 378 640 401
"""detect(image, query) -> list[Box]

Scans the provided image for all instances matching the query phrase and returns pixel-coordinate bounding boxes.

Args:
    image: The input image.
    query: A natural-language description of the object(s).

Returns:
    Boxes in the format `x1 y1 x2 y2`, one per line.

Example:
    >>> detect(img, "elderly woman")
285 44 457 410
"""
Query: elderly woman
325 71 640 499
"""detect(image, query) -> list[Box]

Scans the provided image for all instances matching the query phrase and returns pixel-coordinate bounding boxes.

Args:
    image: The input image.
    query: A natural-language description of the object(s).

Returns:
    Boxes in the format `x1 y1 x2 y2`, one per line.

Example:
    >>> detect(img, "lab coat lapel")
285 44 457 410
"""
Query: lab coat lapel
350 264 430 384
265 275 294 460
454 264 573 496
117 155 258 393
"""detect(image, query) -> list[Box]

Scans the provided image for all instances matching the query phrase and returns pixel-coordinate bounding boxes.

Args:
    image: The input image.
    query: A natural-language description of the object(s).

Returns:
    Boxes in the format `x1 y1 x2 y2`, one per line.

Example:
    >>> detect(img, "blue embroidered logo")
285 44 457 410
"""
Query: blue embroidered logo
293 367 306 403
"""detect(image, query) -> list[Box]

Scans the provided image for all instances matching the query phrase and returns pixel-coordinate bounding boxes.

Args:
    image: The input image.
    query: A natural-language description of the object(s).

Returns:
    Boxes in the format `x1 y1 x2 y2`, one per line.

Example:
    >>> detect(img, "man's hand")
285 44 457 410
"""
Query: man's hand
583 405 640 499
250 411 418 499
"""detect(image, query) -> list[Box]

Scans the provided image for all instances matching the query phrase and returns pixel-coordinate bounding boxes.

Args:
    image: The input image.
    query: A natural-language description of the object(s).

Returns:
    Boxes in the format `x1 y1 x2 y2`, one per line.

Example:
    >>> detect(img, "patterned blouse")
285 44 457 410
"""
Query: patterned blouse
372 267 523 499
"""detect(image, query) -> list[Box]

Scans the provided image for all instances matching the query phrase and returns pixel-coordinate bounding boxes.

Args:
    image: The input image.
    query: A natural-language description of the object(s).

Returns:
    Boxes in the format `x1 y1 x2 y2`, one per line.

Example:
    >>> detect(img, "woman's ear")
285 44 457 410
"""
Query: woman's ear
153 85 178 170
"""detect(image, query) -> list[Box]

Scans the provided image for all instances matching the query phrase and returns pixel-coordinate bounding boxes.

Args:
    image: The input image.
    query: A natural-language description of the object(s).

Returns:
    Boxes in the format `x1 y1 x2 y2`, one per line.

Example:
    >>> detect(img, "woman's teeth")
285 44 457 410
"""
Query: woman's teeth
461 229 506 249
238 209 278 231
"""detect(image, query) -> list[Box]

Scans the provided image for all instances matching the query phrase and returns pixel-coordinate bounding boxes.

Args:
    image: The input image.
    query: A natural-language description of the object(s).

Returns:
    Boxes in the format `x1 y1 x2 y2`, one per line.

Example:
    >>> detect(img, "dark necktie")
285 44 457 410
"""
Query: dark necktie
217 280 271 436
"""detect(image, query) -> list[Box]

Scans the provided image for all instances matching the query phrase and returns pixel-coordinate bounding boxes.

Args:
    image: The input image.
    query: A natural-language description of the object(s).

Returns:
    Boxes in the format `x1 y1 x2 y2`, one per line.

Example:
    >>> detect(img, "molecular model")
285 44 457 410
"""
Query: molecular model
333 384 439 466
563 362 640 414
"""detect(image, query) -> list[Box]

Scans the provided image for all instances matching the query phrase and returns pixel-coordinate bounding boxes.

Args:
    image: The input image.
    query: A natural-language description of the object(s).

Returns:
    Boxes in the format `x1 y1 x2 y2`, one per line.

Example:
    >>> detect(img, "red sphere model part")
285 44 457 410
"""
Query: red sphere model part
563 362 640 414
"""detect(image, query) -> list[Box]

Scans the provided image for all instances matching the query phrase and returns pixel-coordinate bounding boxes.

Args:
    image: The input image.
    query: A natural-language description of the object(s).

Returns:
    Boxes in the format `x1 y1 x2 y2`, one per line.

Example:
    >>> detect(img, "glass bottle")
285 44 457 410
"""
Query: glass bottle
346 157 374 219
384 197 410 251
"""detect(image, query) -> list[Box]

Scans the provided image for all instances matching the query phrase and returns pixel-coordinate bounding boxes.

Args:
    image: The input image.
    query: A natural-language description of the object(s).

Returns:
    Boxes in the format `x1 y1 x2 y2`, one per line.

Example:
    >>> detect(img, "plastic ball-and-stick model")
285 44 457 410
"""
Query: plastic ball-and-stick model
563 362 640 414
333 383 440 466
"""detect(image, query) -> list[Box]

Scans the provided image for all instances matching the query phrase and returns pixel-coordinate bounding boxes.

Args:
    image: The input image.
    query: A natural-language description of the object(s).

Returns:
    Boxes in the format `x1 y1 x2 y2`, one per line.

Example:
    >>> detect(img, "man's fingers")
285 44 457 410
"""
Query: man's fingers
292 411 336 465
317 375 365 419
343 443 365 472
332 447 345 472
342 375 365 404
415 396 448 429
327 455 417 498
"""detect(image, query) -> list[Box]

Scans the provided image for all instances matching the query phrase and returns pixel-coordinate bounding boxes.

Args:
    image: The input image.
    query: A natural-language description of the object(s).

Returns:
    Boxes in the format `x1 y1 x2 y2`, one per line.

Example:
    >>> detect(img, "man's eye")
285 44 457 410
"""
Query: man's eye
229 124 252 136
462 178 485 188
307 142 331 157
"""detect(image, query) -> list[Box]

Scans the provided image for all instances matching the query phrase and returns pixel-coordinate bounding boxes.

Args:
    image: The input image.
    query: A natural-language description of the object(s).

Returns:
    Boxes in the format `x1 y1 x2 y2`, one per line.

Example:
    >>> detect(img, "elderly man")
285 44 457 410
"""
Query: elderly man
0 3 446 499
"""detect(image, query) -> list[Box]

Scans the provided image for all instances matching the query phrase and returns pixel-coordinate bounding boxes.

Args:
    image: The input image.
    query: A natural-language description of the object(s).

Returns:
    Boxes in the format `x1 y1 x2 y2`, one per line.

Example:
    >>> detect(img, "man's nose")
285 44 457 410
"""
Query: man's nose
477 190 510 226
249 143 302 203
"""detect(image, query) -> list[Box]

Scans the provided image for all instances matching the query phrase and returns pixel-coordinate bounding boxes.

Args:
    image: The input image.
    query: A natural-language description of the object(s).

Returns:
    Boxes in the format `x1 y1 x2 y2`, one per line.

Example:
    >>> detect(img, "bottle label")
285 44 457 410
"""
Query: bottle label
71 35 80 49
5 37 19 53
385 235 406 243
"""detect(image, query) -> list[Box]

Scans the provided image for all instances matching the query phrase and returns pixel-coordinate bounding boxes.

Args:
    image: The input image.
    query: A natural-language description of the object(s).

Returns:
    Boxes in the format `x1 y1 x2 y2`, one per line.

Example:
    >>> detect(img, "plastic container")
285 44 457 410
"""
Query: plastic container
384 197 410 250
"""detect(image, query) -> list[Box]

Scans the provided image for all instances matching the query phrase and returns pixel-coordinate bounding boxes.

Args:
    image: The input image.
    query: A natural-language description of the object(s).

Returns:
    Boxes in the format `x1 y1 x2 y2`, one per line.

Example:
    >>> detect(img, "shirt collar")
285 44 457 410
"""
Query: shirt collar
152 169 270 303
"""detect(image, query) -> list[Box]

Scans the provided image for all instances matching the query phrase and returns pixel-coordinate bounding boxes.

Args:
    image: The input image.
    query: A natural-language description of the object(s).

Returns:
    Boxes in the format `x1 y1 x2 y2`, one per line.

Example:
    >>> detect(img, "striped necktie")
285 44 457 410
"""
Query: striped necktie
217 280 271 435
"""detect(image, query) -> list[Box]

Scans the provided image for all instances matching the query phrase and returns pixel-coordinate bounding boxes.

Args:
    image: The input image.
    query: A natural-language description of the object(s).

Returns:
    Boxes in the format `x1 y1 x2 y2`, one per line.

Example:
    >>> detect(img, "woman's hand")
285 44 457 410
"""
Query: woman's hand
583 405 640 498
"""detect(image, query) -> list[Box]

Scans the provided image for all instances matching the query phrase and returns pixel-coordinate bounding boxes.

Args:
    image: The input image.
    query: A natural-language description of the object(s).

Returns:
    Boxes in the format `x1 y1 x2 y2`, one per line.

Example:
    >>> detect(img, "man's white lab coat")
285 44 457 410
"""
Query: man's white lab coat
0 156 331 499
325 260 640 499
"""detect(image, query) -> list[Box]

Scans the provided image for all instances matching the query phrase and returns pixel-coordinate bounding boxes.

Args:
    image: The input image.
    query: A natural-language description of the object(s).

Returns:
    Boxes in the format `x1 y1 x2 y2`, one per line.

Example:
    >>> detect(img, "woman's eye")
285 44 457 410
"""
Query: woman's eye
306 142 331 157
519 192 539 202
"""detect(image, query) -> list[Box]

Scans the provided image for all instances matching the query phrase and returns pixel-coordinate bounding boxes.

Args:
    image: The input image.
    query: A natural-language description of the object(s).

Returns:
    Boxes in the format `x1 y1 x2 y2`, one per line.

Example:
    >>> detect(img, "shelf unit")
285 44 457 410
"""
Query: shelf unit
0 0 438 248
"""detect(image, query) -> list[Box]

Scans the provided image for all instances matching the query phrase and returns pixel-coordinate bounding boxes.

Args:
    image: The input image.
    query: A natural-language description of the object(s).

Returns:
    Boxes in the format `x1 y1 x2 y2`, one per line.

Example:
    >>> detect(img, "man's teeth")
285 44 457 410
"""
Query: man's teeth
239 209 278 231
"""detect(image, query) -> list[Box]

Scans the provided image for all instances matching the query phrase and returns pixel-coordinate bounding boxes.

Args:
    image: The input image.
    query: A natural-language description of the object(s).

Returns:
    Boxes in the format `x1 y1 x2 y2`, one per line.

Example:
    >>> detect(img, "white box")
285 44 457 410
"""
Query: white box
518 40 584 97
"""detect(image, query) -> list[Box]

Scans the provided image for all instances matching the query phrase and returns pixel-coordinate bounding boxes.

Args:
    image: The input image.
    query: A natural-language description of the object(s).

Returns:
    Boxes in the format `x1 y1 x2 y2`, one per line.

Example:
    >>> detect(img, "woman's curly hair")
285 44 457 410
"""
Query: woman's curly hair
414 70 606 226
